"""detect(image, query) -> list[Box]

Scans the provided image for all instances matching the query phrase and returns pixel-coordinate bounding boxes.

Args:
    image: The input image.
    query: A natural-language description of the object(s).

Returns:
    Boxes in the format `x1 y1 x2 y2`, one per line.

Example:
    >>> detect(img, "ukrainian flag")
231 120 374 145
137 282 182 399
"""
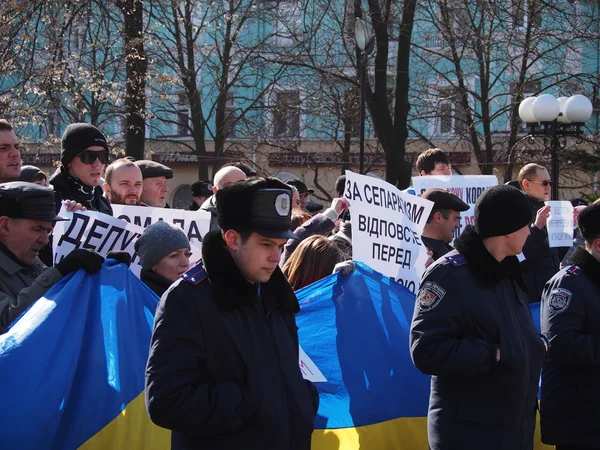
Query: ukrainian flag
296 262 551 450
0 260 170 449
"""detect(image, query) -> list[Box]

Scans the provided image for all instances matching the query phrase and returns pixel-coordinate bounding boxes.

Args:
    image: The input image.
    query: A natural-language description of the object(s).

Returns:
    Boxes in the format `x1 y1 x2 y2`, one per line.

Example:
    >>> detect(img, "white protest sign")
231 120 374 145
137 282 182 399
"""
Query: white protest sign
111 204 211 249
412 175 498 240
344 171 433 293
52 206 202 277
545 201 574 247
299 346 327 383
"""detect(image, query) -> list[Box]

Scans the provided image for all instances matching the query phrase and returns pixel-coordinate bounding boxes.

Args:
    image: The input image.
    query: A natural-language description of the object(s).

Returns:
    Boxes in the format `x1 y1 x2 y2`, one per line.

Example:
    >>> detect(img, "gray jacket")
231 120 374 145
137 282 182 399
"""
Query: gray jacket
0 244 62 333
200 195 219 232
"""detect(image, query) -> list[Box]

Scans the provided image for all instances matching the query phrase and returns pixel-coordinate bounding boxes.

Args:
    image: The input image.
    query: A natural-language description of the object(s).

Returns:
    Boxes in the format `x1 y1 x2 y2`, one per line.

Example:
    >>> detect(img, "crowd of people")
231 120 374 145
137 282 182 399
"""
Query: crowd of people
1 117 600 450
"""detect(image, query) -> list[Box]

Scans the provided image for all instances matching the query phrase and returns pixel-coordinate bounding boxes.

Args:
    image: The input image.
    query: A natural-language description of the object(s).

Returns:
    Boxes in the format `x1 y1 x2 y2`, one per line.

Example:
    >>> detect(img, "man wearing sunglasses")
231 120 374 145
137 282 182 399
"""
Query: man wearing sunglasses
518 163 562 303
49 123 113 216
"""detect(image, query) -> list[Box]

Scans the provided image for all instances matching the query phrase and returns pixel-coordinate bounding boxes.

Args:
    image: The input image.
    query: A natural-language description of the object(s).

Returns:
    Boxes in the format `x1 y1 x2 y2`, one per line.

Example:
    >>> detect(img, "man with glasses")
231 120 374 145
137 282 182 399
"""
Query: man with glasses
518 163 561 303
49 123 113 215
0 182 104 334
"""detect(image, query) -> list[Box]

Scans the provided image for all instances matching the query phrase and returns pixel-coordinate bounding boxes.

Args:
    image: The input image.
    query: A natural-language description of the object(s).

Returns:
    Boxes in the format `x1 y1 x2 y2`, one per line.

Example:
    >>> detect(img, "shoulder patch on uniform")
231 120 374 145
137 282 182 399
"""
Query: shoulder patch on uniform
566 265 582 277
417 281 447 312
181 263 208 285
548 288 573 314
445 254 467 266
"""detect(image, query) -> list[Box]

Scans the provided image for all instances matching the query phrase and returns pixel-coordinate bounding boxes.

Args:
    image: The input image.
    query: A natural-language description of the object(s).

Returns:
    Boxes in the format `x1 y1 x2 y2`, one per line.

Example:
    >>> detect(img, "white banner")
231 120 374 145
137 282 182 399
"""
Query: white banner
545 201 574 248
412 175 498 240
111 204 211 250
52 205 203 277
344 171 433 294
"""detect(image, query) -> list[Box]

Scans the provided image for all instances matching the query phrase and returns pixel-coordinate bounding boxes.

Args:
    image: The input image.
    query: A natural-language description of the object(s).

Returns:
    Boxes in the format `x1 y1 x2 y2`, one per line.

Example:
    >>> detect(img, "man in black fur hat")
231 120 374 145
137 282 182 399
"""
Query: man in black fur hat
540 201 600 450
145 177 318 450
410 185 546 450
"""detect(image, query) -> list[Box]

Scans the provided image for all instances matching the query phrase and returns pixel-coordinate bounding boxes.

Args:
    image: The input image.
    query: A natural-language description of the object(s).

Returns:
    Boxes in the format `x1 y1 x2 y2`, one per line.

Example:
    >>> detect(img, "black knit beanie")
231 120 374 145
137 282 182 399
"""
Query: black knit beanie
61 123 109 167
475 185 532 238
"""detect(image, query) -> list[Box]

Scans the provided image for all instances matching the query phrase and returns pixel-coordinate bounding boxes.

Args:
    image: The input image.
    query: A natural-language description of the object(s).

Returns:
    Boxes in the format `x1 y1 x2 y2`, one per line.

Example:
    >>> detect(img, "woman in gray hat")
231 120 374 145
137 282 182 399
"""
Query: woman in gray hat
134 221 192 296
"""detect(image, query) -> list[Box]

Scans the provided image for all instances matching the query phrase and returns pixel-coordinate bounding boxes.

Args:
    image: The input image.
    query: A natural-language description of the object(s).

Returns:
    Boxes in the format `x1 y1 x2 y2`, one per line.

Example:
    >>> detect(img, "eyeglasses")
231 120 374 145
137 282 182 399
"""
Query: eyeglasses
527 179 553 187
78 149 109 165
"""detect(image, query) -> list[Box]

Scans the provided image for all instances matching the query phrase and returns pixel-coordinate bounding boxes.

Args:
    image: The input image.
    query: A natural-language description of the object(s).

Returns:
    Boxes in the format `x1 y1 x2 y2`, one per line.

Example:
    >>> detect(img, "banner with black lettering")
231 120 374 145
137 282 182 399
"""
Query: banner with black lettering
52 206 203 277
344 171 433 293
412 175 498 240
111 204 211 250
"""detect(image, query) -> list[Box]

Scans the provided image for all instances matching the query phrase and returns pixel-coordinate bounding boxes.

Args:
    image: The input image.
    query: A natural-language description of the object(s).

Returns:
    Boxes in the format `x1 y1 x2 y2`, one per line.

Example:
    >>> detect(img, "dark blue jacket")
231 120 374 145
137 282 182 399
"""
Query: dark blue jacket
521 196 561 303
145 230 318 450
540 246 600 447
410 225 545 450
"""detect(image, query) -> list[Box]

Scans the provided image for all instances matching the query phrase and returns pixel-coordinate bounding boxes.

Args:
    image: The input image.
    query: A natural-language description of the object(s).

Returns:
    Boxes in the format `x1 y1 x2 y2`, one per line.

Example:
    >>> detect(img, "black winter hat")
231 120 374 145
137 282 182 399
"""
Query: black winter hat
216 177 296 239
474 185 532 238
61 123 109 167
578 202 600 241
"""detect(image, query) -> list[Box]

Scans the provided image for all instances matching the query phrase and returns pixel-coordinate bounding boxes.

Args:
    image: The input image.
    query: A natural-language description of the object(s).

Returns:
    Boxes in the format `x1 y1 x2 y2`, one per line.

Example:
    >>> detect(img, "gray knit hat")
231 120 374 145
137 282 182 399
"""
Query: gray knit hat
134 221 190 270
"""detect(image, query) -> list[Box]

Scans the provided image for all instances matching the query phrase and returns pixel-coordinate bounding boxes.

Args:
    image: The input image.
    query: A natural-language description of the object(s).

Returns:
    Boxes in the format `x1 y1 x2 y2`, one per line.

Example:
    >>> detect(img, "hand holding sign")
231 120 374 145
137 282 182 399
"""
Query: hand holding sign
544 201 574 247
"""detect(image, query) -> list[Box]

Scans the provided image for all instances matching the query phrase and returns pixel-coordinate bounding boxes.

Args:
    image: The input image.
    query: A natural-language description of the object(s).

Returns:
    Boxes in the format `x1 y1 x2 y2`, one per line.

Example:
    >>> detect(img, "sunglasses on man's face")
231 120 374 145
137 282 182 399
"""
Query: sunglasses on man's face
528 179 553 187
78 149 109 165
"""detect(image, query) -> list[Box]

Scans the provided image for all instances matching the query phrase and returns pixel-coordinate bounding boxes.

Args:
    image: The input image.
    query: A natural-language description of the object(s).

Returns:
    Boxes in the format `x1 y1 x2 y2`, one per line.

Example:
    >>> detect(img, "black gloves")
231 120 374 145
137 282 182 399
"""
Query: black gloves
106 251 132 267
56 249 104 276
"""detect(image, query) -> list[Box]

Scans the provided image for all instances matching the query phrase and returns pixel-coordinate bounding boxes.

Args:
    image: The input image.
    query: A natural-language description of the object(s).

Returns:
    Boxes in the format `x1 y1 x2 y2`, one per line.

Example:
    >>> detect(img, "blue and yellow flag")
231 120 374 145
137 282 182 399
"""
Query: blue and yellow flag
0 260 170 449
296 262 551 450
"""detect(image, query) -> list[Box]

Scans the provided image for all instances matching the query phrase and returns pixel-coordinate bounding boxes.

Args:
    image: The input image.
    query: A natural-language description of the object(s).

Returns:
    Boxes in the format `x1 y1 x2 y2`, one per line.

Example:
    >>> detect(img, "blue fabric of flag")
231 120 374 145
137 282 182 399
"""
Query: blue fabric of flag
0 260 159 450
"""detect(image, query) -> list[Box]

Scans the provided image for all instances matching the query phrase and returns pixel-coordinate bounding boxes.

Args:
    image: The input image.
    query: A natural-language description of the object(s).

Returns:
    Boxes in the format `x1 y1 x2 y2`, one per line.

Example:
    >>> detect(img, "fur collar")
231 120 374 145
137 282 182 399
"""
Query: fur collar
454 225 527 291
201 230 299 313
568 246 600 290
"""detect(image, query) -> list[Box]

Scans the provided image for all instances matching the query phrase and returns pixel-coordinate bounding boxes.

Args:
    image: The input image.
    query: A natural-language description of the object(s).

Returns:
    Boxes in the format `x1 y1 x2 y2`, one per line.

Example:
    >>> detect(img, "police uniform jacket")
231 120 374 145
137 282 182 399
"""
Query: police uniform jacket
410 225 545 450
145 230 318 450
49 168 113 216
0 243 62 334
521 196 561 303
421 236 453 262
540 246 600 447
199 196 219 232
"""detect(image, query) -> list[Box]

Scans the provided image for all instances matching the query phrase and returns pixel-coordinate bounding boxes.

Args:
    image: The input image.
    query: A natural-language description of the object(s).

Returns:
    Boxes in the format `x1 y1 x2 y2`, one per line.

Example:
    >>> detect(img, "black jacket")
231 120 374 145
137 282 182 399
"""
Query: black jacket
199 196 219 231
521 196 560 303
410 226 545 450
140 269 173 298
421 236 453 262
145 230 318 450
540 246 600 447
49 167 113 216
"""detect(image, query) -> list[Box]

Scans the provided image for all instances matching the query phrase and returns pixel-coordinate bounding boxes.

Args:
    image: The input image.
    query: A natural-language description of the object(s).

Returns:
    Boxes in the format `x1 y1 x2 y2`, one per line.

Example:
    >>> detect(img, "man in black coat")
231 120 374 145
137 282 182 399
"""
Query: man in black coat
518 163 562 303
410 185 546 450
145 177 319 450
540 202 600 450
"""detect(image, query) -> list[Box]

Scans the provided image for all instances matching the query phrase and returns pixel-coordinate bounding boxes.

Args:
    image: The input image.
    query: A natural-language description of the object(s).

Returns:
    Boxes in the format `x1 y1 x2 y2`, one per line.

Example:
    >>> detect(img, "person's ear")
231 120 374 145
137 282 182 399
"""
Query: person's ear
0 216 12 237
223 229 240 250
212 185 218 195
419 170 427 176
103 183 111 200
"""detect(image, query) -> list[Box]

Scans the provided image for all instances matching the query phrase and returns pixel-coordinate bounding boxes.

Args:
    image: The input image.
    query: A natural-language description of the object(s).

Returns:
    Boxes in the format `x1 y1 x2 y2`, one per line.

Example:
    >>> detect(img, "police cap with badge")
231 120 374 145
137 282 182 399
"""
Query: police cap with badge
0 182 67 222
216 177 297 239
191 180 213 198
421 188 469 218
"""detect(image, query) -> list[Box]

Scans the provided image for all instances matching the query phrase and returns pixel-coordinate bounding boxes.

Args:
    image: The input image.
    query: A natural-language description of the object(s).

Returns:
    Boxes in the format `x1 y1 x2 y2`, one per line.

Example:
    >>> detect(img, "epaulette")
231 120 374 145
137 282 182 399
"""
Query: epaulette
445 254 467 266
566 264 582 277
181 263 208 285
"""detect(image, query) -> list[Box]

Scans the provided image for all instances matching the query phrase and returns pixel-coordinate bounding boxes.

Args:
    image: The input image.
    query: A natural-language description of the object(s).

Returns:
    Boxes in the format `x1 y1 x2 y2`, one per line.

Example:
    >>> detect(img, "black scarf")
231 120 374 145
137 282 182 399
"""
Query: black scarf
60 167 96 204
454 225 528 291
568 246 600 290
201 230 299 313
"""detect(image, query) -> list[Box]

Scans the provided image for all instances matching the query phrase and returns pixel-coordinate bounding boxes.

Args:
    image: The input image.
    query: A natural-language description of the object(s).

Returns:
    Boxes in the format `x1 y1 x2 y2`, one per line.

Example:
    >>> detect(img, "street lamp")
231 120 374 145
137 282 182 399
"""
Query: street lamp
354 17 374 174
518 94 593 199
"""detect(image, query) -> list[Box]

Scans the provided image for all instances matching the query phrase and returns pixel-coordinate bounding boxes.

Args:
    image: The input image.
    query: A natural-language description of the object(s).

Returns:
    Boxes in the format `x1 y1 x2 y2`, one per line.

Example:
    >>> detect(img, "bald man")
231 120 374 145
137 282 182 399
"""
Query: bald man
200 166 247 231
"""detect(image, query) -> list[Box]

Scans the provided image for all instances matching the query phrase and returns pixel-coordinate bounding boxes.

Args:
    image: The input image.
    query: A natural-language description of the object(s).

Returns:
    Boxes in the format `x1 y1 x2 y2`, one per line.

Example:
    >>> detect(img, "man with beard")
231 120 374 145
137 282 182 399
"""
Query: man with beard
103 158 143 206
0 120 22 183
0 182 105 334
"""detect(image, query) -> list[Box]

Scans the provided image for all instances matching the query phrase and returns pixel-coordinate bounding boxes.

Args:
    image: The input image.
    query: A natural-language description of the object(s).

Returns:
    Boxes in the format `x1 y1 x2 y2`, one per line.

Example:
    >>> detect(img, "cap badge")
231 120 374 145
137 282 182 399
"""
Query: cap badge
275 193 291 216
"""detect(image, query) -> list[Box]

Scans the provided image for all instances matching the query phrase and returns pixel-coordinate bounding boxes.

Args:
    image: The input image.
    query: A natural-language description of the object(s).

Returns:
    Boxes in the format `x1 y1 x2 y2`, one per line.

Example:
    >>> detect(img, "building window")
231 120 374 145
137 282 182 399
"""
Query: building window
512 0 542 28
342 87 360 138
47 105 61 138
274 90 300 138
508 79 541 130
176 93 190 136
436 86 466 135
224 91 236 138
